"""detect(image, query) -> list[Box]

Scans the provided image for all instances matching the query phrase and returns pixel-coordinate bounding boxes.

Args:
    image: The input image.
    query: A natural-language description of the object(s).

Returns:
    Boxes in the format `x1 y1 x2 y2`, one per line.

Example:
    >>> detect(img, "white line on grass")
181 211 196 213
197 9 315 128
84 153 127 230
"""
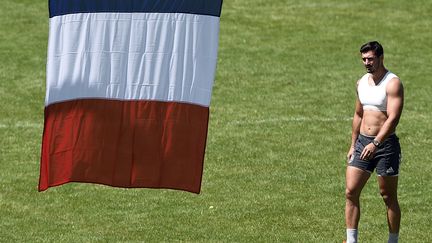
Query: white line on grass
0 117 354 129
227 116 353 125
0 122 43 129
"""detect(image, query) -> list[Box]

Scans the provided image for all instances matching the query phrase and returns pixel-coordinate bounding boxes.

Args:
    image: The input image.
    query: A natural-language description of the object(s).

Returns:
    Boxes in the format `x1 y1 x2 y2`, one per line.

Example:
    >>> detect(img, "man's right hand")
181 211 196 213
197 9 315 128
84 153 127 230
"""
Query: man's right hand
347 146 355 163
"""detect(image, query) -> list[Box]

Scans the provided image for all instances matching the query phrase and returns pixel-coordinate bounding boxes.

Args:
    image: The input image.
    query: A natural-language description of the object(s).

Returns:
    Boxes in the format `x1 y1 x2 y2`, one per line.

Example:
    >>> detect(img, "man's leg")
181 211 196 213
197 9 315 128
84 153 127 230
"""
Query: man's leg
345 166 371 242
377 175 400 242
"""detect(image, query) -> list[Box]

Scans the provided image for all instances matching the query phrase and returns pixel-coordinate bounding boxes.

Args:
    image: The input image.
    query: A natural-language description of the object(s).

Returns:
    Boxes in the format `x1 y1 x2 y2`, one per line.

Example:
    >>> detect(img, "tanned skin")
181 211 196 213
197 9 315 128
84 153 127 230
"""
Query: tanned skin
345 50 404 234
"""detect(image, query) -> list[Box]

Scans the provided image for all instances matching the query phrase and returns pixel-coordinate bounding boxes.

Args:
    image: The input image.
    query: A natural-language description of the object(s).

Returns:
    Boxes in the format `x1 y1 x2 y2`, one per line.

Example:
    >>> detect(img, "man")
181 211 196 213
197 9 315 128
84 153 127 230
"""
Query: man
344 41 404 243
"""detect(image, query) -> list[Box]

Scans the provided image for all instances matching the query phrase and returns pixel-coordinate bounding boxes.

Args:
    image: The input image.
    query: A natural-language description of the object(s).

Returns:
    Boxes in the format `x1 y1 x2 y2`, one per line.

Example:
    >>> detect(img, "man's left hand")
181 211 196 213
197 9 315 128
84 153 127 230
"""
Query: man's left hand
360 143 377 161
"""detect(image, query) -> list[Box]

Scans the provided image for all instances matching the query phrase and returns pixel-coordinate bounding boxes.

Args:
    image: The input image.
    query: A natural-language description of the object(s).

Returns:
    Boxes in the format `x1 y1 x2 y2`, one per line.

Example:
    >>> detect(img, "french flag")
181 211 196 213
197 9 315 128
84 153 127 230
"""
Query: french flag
39 0 223 193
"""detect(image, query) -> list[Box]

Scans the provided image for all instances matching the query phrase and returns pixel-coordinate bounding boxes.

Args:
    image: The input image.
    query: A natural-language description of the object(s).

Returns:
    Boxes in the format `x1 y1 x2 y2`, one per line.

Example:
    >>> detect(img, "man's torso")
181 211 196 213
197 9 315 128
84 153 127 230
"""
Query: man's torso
357 71 398 136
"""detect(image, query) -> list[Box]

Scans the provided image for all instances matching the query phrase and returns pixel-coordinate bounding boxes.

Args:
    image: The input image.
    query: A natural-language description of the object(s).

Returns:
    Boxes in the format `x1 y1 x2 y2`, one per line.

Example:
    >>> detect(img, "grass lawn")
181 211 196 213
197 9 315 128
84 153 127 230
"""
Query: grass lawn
1 0 431 242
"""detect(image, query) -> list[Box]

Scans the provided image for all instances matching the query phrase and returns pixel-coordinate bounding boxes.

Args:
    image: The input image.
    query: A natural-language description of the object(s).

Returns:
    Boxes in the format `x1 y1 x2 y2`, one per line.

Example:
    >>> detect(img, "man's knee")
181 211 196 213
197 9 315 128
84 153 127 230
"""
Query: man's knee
380 190 398 206
345 188 360 202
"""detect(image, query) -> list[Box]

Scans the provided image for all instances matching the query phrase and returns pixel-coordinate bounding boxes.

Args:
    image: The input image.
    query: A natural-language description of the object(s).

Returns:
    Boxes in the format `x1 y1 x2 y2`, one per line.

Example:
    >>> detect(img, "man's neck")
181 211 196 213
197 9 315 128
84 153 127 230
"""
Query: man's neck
371 68 388 84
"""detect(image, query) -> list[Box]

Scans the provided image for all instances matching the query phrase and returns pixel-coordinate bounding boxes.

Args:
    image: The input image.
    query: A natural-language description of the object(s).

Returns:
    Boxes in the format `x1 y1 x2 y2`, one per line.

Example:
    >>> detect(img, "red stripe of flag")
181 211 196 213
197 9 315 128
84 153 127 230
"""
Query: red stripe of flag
39 99 209 193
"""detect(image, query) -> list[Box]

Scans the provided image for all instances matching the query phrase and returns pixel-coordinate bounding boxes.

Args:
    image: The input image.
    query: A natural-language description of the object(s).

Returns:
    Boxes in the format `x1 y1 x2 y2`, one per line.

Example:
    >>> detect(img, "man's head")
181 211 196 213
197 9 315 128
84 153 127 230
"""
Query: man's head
360 41 384 73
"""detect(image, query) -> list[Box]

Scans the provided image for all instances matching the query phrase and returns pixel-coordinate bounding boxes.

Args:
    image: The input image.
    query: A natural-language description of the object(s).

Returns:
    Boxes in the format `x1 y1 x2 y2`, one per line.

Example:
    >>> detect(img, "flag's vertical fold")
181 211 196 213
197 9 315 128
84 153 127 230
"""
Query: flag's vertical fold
39 0 223 193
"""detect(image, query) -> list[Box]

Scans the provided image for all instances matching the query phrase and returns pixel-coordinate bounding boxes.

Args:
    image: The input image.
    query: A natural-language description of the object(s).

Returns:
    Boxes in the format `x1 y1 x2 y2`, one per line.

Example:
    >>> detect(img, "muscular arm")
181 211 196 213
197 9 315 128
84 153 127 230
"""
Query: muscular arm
347 82 363 161
375 78 404 143
350 96 363 148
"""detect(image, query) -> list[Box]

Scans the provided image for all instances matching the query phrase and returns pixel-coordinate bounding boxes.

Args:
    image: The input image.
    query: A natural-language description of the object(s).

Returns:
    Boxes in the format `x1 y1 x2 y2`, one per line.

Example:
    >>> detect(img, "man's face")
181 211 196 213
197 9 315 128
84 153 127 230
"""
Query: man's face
361 50 381 73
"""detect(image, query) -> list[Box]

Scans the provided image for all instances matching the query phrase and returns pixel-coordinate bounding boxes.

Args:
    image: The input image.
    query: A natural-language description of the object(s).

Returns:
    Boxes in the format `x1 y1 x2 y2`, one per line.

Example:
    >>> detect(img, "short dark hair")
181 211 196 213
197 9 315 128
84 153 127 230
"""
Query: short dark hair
360 41 384 57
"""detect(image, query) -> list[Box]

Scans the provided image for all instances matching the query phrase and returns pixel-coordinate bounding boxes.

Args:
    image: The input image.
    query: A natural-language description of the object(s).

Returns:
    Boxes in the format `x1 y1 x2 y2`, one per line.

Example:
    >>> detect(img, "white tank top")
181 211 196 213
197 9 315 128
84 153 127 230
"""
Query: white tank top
357 71 398 112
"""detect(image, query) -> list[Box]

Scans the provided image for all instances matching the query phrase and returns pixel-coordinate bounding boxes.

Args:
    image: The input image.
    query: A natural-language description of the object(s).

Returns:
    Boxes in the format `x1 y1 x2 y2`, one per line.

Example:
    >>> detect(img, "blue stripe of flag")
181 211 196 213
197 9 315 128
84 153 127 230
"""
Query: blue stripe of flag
49 0 223 18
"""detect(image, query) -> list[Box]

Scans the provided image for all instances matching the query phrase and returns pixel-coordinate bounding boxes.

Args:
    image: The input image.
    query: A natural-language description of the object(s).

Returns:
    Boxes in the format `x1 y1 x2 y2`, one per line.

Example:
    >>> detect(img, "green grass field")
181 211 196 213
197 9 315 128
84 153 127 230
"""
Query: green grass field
1 0 431 242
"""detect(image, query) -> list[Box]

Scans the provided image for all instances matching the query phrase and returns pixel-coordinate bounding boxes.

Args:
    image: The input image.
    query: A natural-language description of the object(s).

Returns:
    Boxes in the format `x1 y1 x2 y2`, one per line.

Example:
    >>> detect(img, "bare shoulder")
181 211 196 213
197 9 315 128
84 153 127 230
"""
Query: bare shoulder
387 77 404 96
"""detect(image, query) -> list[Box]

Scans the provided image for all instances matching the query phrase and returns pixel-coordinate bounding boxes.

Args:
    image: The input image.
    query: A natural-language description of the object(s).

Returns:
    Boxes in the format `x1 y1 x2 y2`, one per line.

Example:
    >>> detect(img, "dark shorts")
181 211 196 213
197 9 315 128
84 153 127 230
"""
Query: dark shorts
348 134 402 176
